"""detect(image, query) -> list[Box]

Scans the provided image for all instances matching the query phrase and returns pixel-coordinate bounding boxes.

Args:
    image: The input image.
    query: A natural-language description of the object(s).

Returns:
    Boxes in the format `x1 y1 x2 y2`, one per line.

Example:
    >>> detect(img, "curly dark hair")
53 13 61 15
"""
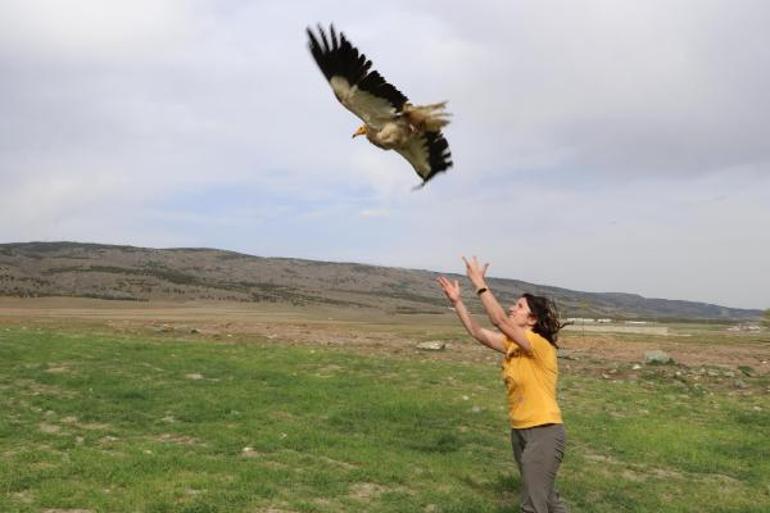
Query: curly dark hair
522 293 570 347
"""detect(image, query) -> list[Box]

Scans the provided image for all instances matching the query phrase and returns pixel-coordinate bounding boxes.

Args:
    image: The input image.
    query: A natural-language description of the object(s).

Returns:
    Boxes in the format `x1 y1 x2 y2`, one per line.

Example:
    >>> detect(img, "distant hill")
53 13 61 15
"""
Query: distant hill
0 241 761 321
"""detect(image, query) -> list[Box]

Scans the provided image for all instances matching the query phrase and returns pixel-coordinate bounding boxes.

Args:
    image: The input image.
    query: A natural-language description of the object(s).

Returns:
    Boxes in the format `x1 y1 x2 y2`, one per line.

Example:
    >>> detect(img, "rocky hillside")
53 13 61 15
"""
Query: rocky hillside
0 242 761 321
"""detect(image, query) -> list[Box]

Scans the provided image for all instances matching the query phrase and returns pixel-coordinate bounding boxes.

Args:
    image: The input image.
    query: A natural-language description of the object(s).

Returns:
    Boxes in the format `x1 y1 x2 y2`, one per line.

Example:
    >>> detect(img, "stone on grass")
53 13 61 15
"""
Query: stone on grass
416 341 446 351
242 447 259 458
644 350 673 365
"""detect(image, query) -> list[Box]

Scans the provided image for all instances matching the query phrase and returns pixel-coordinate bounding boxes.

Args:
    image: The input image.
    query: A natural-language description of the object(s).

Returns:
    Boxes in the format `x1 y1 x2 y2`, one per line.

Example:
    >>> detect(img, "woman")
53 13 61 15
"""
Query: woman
437 256 569 513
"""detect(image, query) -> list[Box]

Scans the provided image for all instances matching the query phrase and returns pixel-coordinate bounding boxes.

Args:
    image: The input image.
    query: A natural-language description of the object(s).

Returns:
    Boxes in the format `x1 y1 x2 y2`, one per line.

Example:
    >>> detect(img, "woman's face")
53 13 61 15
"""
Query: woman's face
508 297 535 327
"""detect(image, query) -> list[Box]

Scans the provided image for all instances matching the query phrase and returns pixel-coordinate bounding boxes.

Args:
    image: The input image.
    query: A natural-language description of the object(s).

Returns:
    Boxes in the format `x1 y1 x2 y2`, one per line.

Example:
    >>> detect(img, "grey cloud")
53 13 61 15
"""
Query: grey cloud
1 1 768 308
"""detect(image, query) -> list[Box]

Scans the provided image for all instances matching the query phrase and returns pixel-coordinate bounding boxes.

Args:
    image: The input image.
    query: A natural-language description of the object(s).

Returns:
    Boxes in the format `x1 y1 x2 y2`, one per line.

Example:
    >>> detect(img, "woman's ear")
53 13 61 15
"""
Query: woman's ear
527 313 537 327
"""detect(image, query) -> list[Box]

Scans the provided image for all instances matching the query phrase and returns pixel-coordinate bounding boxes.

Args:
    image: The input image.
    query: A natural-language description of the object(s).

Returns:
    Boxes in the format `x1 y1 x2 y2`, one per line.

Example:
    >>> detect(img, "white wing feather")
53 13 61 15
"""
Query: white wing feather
330 76 397 129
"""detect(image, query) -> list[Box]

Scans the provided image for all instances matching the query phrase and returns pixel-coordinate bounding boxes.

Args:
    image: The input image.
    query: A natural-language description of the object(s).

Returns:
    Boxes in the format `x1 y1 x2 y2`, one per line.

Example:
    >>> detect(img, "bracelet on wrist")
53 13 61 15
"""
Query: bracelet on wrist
476 287 488 296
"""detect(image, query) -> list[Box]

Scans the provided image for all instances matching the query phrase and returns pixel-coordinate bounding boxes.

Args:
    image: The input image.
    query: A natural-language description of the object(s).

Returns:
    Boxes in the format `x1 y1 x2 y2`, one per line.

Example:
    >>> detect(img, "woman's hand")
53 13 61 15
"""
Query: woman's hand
436 276 461 304
462 256 489 290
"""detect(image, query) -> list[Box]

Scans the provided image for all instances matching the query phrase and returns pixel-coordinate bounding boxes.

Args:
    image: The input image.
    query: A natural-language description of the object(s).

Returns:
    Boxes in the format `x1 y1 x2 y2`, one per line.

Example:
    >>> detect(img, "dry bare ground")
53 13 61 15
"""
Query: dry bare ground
1 297 768 381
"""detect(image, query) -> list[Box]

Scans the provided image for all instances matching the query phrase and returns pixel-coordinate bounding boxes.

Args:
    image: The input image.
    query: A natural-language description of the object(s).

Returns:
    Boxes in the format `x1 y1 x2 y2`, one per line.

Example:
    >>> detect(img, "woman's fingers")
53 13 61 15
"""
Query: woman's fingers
436 276 460 301
462 255 485 276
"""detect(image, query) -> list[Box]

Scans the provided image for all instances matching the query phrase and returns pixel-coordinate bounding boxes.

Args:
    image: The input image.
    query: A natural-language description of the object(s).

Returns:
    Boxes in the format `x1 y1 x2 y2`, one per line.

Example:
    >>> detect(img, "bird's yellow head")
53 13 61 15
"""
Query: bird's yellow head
352 125 368 138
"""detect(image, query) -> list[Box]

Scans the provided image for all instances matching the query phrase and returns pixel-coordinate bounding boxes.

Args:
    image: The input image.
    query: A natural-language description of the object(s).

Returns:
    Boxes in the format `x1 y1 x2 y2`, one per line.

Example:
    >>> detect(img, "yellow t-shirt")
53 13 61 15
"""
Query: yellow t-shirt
501 330 563 429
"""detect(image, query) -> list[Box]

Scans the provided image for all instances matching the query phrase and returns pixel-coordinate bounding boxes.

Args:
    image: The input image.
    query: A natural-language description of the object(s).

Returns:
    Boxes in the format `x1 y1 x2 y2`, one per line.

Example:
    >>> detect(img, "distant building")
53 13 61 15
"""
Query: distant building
728 324 761 332
566 317 596 324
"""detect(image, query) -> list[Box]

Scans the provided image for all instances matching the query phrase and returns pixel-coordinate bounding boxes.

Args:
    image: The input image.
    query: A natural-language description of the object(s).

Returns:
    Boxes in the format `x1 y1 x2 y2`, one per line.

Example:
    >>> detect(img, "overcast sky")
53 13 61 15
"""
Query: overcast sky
1 0 768 309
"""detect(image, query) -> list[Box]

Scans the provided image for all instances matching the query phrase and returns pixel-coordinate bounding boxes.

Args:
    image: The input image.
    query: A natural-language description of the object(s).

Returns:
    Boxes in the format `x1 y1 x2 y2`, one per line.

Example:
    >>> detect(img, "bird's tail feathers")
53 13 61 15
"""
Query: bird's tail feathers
403 101 451 132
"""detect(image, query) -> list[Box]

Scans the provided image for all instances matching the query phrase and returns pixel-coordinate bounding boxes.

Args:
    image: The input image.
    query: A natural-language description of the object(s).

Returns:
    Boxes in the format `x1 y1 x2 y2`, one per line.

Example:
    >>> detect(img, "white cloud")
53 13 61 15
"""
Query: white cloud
0 0 192 58
360 209 390 218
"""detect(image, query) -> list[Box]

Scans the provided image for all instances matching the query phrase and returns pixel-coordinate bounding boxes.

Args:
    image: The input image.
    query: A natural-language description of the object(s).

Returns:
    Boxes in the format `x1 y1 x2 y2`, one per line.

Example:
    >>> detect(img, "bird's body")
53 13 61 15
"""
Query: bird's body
307 25 452 186
363 121 411 149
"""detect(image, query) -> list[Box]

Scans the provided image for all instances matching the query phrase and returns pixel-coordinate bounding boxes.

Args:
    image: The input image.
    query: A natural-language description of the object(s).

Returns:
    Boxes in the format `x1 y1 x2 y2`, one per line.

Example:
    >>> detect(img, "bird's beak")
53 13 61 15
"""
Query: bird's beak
352 125 367 138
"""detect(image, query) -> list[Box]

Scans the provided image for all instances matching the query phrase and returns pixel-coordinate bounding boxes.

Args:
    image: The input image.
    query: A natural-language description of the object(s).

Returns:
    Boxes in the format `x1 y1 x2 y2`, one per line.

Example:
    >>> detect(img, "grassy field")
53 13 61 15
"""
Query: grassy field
1 322 769 513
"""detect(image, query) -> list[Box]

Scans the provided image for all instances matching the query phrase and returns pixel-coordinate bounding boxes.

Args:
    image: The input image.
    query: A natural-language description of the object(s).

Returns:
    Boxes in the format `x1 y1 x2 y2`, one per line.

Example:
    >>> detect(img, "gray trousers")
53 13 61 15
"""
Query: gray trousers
511 424 568 513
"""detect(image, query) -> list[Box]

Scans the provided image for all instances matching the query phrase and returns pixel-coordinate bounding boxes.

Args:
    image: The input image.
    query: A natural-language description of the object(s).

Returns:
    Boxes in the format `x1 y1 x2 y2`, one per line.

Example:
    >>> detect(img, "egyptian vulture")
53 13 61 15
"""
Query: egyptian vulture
307 24 453 186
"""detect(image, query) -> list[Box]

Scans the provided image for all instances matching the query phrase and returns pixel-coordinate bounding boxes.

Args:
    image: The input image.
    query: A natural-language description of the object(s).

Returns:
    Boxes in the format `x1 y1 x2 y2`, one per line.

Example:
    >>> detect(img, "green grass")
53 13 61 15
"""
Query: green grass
1 326 768 513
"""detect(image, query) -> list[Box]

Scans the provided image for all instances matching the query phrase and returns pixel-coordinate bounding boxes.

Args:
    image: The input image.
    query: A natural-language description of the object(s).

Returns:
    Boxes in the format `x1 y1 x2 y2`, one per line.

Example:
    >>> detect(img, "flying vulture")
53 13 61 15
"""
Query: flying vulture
307 24 453 186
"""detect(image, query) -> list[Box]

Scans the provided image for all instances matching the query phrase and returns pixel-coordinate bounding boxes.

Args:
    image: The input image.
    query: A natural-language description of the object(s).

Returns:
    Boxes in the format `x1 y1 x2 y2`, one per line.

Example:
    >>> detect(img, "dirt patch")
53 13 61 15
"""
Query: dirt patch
38 422 63 434
348 482 389 500
153 433 204 446
311 497 341 509
561 332 769 372
314 364 343 376
317 454 357 470
590 455 744 488
583 451 623 465
45 364 72 374
10 490 34 504
15 379 77 398
42 510 94 513
60 416 111 431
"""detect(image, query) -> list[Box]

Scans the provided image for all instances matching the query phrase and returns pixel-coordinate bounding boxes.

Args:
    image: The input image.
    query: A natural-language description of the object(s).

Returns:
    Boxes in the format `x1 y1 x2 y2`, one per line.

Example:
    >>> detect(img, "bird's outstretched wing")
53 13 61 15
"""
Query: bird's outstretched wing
395 130 453 184
307 24 408 128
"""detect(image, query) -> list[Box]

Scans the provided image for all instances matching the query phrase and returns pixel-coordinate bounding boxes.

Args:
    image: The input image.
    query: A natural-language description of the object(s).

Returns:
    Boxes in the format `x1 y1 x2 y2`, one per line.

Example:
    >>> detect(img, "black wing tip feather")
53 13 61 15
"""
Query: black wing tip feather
306 23 409 110
418 131 453 185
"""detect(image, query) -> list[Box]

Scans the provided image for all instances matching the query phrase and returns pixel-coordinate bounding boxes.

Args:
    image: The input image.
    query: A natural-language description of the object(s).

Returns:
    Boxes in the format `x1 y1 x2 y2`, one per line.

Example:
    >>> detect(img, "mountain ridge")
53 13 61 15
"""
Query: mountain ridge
0 241 761 321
